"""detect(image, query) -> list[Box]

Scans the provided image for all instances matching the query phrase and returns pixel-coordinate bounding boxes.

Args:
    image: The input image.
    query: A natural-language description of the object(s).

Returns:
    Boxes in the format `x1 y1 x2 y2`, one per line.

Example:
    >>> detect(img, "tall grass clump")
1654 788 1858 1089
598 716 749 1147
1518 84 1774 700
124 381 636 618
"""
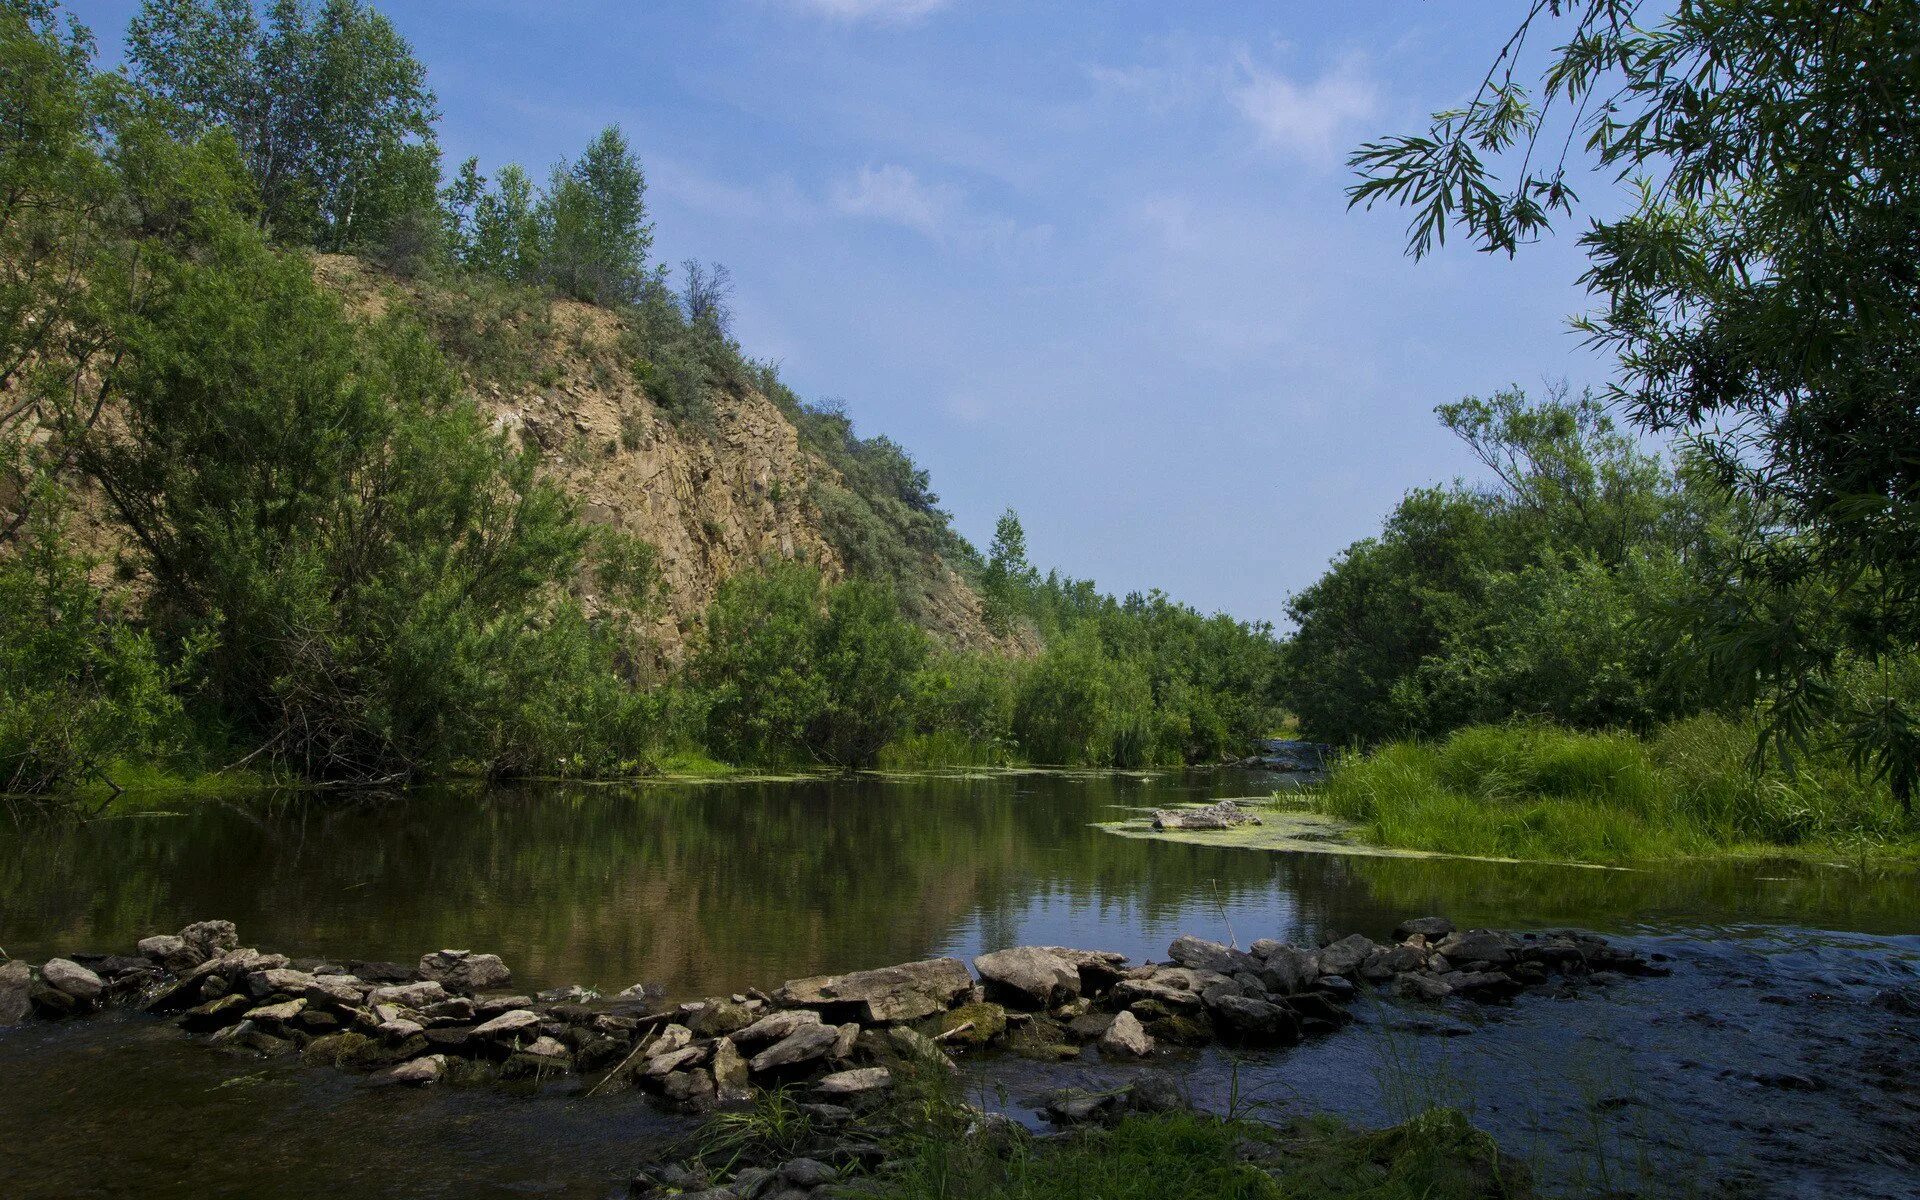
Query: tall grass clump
1314 717 1915 864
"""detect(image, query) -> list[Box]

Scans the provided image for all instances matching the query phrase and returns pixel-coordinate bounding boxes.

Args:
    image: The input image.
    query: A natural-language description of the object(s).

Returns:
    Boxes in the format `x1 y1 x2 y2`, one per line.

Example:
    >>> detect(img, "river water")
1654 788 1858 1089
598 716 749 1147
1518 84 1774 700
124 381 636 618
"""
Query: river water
1 769 1916 1197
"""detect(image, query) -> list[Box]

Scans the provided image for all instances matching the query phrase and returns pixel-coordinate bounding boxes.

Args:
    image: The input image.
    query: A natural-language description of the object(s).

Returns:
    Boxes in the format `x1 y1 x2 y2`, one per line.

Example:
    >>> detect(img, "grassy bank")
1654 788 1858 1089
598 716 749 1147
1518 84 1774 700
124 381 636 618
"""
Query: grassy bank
871 1108 1526 1200
1309 716 1920 865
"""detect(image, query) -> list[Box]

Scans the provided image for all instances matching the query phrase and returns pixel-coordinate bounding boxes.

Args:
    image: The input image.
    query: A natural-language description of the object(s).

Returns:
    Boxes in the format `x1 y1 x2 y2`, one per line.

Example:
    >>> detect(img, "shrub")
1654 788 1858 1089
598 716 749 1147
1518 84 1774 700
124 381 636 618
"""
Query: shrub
691 561 925 768
0 503 184 795
1012 631 1157 767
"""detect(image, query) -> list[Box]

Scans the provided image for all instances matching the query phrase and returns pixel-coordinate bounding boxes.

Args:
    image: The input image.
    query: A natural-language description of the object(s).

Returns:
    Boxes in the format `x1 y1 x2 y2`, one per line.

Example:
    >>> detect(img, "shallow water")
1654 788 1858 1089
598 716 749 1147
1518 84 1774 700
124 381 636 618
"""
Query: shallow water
1 769 1917 1197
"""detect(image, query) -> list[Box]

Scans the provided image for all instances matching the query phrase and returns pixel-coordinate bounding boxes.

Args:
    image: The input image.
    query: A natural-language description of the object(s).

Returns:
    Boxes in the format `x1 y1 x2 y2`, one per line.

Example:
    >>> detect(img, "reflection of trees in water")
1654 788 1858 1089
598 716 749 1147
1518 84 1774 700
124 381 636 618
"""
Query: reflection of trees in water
3 778 1915 994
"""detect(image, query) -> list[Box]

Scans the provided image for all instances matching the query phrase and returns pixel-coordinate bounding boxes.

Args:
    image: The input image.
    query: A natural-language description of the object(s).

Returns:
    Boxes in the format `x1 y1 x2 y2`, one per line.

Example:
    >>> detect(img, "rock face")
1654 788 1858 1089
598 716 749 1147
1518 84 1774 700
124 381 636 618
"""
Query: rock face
973 947 1080 1008
417 950 510 994
1150 800 1262 831
775 958 972 1024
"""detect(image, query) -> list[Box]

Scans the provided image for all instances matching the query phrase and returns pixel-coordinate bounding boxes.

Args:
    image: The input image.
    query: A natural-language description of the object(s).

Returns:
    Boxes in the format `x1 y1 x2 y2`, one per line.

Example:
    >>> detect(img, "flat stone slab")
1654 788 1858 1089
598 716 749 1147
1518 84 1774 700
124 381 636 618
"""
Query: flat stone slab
774 957 971 1024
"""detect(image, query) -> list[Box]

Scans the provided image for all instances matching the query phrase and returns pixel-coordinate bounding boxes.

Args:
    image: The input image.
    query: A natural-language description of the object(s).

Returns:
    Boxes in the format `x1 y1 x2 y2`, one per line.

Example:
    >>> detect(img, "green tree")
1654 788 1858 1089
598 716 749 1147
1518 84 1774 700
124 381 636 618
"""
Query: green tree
538 124 651 305
466 162 540 282
126 0 440 250
0 491 184 795
1350 0 1920 811
691 561 925 768
81 208 623 780
981 508 1030 635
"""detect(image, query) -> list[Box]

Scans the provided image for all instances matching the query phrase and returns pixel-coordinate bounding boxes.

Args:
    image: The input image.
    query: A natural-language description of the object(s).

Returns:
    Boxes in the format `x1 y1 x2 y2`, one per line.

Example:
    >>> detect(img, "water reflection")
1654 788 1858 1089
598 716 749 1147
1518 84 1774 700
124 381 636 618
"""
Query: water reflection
3 770 1914 999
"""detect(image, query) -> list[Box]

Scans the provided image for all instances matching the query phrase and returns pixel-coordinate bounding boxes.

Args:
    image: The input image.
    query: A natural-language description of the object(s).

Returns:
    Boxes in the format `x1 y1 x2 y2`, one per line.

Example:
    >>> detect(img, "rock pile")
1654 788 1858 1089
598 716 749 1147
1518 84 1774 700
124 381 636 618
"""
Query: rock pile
0 916 1669 1119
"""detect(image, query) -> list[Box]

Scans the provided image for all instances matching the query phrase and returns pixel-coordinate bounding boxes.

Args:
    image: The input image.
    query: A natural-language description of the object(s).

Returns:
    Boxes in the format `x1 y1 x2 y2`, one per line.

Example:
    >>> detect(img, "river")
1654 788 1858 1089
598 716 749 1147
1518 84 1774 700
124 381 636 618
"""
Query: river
1 768 1916 1197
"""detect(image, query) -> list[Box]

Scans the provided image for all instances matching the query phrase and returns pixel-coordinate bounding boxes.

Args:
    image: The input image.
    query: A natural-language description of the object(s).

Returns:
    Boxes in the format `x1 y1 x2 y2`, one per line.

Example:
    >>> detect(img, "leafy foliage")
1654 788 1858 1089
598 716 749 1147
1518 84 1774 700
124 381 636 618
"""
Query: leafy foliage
126 0 440 251
1285 387 1728 745
1351 0 1920 812
0 496 184 795
692 560 927 768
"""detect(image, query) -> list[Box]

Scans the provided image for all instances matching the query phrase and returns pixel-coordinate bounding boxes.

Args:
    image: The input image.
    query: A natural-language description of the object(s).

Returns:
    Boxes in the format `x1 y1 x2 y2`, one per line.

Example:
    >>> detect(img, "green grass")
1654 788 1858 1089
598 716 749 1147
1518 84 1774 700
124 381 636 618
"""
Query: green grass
1311 716 1920 865
873 1108 1527 1200
876 730 1013 770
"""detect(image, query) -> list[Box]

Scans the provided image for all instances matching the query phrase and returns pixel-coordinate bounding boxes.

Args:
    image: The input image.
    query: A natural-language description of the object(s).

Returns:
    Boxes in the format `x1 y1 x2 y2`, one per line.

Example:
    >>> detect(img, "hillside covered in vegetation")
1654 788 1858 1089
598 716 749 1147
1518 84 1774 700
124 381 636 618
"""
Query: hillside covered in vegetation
0 0 1285 793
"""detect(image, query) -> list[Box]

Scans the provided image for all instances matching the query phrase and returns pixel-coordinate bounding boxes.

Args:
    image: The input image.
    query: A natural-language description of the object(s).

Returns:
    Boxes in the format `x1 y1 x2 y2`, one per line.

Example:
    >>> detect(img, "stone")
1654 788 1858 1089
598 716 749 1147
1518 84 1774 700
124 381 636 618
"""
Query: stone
377 1018 426 1040
973 947 1081 1008
1046 1088 1119 1125
302 976 368 1009
524 1034 569 1058
749 1021 842 1073
500 1050 571 1080
416 950 511 994
1150 800 1261 830
930 1001 1006 1045
649 1023 695 1055
884 1025 956 1071
1068 1011 1116 1040
1097 1010 1154 1057
831 1021 860 1059
1434 930 1518 967
1127 1075 1189 1113
711 1037 750 1089
1398 973 1454 1002
0 960 32 1025
1318 934 1379 977
367 981 448 1009
1208 995 1300 1043
40 958 104 1001
645 1046 706 1078
377 1054 448 1085
1360 945 1428 981
179 920 239 961
422 1025 476 1052
1036 947 1131 993
182 993 253 1031
731 1008 822 1046
1144 1014 1214 1045
472 1008 541 1039
138 935 201 973
815 1066 892 1098
1255 945 1320 994
774 957 972 1024
662 1067 717 1112
687 998 755 1038
778 1158 837 1188
248 968 318 998
417 997 476 1024
1439 970 1518 999
347 960 422 984
246 998 306 1025
475 994 533 1018
1167 935 1259 977
1393 916 1457 942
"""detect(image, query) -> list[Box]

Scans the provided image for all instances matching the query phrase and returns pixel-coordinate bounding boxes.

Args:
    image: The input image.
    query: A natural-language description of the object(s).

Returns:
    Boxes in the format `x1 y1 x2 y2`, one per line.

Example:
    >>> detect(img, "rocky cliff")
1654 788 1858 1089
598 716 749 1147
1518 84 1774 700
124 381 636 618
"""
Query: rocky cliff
313 255 1022 663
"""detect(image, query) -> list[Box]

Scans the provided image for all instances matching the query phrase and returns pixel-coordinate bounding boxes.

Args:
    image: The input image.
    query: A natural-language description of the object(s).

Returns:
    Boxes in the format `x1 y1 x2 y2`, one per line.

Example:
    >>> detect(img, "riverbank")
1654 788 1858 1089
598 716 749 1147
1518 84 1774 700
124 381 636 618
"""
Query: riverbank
1307 718 1920 866
636 1076 1530 1200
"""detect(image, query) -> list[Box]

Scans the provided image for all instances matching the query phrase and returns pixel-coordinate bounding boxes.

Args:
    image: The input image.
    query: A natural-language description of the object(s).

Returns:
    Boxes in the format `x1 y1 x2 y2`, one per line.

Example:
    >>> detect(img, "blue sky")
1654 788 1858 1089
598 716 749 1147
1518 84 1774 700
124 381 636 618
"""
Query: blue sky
76 1 1617 627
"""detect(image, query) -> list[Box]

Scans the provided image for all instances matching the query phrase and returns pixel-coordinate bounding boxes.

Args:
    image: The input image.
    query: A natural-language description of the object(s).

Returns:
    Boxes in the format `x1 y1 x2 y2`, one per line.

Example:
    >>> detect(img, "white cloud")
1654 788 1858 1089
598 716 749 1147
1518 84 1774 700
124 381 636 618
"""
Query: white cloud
1231 54 1379 162
830 163 961 239
787 0 951 22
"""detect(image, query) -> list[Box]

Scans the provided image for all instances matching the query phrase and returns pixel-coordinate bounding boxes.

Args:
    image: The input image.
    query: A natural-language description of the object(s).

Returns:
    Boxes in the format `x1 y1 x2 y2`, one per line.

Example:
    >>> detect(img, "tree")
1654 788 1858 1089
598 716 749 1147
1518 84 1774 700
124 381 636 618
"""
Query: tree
126 0 440 250
538 124 651 305
981 508 1030 635
691 561 925 768
681 259 734 335
467 162 540 281
81 210 619 780
1349 0 1920 810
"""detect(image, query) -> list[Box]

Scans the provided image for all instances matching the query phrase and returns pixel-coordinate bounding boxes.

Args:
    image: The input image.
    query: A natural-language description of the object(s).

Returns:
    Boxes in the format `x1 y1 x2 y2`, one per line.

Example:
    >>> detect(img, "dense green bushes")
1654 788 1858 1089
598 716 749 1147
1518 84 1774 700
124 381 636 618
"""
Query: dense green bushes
0 503 184 795
1284 389 1728 746
1314 718 1914 864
